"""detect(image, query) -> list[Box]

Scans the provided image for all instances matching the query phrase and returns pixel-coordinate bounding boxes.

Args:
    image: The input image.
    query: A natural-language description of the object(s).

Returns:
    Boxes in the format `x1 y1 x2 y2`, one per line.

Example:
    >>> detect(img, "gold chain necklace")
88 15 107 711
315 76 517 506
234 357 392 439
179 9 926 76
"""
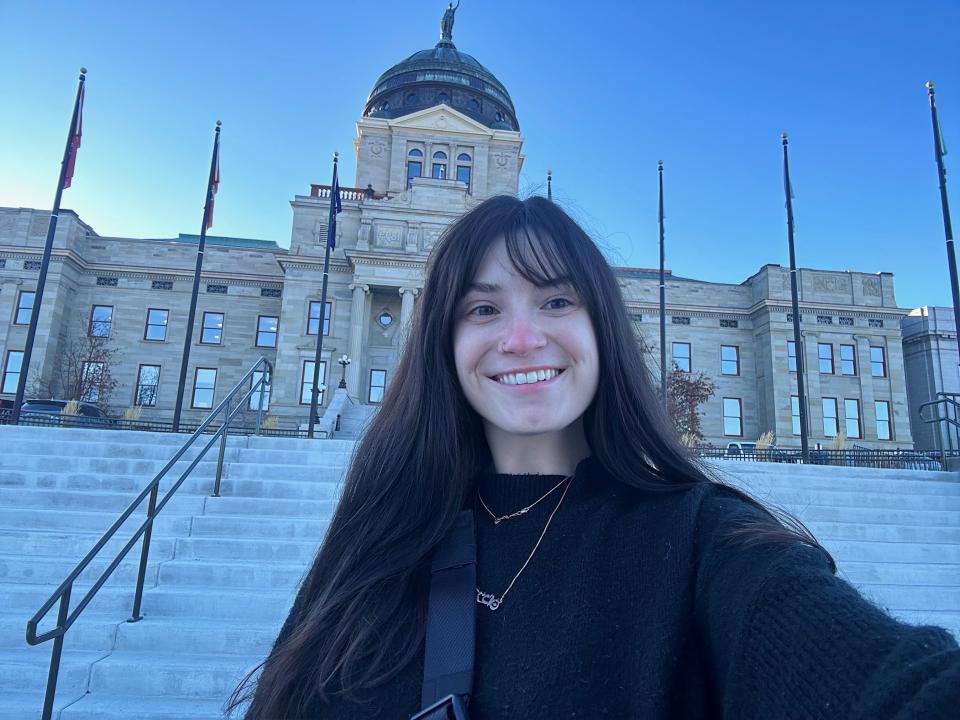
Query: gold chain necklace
477 474 572 525
476 475 574 612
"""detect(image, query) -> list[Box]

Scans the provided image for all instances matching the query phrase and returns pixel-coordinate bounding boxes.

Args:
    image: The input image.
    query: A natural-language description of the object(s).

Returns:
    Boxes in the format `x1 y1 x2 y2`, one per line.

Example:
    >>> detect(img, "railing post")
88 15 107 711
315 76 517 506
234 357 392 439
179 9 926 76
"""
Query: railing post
130 483 159 622
214 397 230 497
255 368 267 436
40 586 72 720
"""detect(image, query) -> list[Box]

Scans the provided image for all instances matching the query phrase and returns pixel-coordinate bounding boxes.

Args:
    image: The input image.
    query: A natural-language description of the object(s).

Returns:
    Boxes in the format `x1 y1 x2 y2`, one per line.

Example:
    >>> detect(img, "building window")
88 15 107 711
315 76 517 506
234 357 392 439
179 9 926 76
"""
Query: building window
816 315 833 325
822 398 838 437
875 400 892 440
787 340 797 372
432 151 448 179
720 345 740 376
81 361 104 403
300 360 327 405
791 395 801 436
261 287 281 298
720 318 739 328
839 317 854 326
844 399 862 439
191 368 217 409
722 398 743 436
256 315 279 348
839 344 857 375
406 148 423 188
135 364 160 407
671 342 691 373
868 318 884 328
870 346 887 377
200 312 224 344
15 291 35 325
818 343 834 374
206 284 228 295
456 152 472 189
2 350 23 394
307 301 332 336
671 316 690 325
23 260 41 270
96 276 119 287
249 369 270 411
144 309 169 342
89 305 114 337
151 280 173 290
377 311 393 328
369 369 387 403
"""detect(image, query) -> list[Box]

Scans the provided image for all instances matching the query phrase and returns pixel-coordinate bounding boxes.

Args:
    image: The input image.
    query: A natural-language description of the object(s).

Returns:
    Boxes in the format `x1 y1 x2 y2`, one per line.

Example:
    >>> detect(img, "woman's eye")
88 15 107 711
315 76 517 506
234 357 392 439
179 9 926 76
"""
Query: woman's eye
467 304 497 317
546 298 573 310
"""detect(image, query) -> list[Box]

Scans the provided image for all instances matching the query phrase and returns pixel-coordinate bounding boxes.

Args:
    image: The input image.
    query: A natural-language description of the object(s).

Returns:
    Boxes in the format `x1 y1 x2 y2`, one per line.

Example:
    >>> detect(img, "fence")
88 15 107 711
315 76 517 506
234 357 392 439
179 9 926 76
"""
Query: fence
698 446 951 471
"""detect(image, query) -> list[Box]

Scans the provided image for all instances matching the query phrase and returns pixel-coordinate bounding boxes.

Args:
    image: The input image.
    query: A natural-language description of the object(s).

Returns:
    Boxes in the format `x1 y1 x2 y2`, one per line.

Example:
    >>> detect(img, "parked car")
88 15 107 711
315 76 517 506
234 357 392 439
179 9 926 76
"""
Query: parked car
725 442 757 457
19 399 115 428
0 398 14 424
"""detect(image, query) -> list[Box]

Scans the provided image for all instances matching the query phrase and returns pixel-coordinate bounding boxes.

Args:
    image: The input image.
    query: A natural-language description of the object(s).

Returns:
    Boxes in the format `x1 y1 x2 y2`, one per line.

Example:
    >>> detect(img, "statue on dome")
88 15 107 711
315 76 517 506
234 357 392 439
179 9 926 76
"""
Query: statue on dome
440 2 460 43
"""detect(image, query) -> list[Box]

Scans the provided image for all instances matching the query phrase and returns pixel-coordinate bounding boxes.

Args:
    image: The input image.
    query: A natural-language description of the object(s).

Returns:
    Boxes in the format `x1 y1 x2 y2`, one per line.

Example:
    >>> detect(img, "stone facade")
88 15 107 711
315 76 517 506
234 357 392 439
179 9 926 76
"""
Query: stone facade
901 306 959 451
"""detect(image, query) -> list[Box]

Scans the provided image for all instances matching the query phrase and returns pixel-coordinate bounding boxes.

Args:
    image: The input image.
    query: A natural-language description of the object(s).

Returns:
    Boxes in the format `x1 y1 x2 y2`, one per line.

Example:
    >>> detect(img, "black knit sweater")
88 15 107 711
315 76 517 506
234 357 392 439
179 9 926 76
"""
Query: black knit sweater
284 455 960 719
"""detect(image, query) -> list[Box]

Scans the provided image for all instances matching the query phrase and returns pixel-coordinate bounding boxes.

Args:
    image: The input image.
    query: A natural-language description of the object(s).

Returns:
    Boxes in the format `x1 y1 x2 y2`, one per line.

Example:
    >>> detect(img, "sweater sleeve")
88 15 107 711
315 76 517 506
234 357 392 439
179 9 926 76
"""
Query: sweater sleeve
693 484 960 720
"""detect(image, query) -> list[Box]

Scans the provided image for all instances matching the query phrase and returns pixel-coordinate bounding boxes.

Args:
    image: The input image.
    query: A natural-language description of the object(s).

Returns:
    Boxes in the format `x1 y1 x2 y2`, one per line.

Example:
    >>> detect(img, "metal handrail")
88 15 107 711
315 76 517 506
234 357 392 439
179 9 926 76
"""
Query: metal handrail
919 394 960 463
25 357 274 720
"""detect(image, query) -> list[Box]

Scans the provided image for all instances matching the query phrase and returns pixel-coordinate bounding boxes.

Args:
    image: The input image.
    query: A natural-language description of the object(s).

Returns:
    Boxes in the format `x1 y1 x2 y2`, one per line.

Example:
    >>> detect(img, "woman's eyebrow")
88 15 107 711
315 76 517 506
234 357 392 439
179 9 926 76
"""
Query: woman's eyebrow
466 277 574 294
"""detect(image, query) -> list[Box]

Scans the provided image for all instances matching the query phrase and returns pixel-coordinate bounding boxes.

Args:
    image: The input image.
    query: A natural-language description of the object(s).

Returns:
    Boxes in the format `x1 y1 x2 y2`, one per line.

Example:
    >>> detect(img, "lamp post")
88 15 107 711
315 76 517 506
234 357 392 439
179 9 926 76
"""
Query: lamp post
338 355 352 389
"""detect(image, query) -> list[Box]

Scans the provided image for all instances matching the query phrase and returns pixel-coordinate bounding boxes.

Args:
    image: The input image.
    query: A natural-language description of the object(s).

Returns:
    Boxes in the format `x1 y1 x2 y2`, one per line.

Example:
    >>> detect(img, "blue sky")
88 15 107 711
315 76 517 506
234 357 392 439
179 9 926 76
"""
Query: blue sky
2 0 958 309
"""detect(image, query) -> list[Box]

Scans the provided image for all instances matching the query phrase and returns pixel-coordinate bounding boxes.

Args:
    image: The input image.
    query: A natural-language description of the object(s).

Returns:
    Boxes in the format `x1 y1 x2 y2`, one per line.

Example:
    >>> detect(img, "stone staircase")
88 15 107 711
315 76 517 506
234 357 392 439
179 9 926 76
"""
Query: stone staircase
0 424 958 719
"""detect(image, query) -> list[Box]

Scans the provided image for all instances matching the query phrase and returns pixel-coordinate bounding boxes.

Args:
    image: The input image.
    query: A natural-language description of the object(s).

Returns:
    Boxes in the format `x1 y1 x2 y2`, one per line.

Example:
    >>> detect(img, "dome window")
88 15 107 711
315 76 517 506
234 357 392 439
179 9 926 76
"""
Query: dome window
468 98 480 112
495 111 503 122
436 92 450 105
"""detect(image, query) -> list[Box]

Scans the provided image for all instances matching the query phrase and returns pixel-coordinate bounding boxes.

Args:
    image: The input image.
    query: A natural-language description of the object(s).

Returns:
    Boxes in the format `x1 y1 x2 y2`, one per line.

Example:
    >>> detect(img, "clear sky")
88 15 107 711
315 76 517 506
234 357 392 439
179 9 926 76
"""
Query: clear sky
2 0 958 310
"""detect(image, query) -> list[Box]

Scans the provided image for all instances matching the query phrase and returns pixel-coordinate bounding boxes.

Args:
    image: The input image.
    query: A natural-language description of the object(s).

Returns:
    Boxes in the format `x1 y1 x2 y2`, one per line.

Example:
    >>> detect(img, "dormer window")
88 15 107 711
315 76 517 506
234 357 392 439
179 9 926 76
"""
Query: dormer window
456 152 473 190
406 148 423 189
432 151 448 179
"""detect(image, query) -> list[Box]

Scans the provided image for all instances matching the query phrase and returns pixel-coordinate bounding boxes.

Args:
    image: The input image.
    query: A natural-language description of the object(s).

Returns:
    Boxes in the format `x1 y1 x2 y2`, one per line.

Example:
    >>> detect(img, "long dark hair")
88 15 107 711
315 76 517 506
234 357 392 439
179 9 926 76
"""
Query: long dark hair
231 195 834 718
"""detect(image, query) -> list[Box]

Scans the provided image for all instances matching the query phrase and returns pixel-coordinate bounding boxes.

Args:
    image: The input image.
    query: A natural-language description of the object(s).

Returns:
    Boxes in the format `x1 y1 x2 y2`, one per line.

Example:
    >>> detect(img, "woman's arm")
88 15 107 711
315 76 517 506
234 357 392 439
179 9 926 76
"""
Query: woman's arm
694 487 960 719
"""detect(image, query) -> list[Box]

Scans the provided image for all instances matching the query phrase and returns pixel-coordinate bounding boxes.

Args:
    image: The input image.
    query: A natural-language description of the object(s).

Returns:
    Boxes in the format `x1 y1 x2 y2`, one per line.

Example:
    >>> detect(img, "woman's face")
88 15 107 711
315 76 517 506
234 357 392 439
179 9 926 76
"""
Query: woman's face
453 236 600 441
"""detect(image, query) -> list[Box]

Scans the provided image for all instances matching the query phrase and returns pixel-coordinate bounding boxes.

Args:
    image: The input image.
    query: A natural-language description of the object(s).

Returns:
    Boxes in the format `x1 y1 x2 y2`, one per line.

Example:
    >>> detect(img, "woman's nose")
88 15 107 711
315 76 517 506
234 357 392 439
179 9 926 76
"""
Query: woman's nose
498 314 546 354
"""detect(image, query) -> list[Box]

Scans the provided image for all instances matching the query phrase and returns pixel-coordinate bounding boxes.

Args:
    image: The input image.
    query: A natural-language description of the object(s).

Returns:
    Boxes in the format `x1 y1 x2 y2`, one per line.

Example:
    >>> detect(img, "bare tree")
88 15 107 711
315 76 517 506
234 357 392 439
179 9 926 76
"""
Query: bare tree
666 364 716 442
28 318 119 410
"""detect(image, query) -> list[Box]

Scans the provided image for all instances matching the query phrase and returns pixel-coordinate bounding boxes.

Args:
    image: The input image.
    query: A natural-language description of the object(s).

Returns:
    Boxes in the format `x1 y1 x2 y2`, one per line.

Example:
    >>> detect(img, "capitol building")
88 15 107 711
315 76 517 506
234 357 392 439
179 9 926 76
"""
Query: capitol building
0 13 918 449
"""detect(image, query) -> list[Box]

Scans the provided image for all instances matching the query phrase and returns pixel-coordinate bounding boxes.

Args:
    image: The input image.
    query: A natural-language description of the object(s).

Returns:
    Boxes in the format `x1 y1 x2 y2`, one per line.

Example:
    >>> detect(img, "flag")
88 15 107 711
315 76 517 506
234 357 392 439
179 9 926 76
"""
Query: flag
62 82 85 189
327 159 342 249
206 130 221 229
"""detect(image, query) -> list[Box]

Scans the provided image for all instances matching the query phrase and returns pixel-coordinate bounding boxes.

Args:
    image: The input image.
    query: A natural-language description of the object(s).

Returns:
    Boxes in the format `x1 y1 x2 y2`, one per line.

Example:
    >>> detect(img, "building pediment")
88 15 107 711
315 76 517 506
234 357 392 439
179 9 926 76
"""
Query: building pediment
388 105 498 137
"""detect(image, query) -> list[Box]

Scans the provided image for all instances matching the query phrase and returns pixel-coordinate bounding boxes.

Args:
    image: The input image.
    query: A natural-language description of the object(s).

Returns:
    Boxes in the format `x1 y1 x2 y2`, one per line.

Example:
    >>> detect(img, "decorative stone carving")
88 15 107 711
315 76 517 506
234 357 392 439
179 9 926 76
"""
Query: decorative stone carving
421 225 442 249
375 225 404 248
357 220 372 251
494 152 511 168
368 139 386 157
812 273 846 294
862 277 881 297
405 223 420 251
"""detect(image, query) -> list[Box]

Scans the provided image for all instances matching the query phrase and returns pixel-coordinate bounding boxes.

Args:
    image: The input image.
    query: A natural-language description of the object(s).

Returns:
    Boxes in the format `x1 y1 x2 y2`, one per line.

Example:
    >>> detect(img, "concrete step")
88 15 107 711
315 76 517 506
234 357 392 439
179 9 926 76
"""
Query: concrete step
805 521 960 544
1 438 242 462
823 539 960 564
713 459 959 484
113 618 280 656
156 559 306 590
782 504 958 527
5 690 89 720
202 494 339 517
0 487 207 514
726 471 960 497
0 614 120 652
0 470 242 497
0 552 164 587
0 507 191 535
739 486 960 511
0 454 224 477
0 648 106 694
0 529 177 559
189 514 331 540
86 651 255 698
174 536 320 563
837 561 960 586
858 583 960 612
59 693 241 720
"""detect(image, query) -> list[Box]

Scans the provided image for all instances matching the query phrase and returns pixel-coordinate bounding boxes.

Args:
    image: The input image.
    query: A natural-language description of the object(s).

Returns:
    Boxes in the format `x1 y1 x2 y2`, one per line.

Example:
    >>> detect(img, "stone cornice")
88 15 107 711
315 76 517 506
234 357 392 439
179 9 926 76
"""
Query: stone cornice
345 250 427 270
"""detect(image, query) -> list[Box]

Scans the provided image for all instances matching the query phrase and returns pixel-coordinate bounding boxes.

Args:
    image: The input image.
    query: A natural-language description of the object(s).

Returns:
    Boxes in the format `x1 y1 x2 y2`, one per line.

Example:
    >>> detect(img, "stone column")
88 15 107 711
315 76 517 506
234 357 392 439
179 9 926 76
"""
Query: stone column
398 286 420 351
347 283 370 397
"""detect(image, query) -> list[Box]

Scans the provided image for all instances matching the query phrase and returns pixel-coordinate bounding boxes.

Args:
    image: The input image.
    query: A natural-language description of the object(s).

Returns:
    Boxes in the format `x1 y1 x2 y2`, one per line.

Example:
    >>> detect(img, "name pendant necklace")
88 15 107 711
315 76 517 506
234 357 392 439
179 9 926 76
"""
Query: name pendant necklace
475 474 574 611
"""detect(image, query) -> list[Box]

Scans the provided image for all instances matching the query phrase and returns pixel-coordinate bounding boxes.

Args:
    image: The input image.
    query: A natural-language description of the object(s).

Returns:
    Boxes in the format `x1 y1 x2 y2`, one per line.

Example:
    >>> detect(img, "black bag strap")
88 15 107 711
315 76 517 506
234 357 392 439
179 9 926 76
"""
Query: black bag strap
420 509 477 710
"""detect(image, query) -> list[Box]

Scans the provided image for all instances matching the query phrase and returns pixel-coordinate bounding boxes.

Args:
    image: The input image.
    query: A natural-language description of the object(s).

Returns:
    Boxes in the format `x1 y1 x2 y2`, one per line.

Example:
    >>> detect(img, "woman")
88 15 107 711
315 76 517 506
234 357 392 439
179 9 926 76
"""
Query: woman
233 195 959 718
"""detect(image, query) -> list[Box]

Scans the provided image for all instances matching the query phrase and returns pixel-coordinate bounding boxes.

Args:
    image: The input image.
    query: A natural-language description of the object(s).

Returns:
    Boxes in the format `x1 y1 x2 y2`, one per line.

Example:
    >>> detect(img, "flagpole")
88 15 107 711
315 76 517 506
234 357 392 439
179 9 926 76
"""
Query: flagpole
308 153 340 439
547 170 552 201
172 121 221 432
926 82 960 357
783 133 810 463
12 68 87 425
658 161 667 411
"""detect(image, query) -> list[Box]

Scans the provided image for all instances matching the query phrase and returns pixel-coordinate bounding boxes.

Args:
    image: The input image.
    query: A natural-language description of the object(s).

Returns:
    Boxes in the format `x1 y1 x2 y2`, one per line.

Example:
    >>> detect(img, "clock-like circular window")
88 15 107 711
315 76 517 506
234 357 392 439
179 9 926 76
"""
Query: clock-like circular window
377 311 394 328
